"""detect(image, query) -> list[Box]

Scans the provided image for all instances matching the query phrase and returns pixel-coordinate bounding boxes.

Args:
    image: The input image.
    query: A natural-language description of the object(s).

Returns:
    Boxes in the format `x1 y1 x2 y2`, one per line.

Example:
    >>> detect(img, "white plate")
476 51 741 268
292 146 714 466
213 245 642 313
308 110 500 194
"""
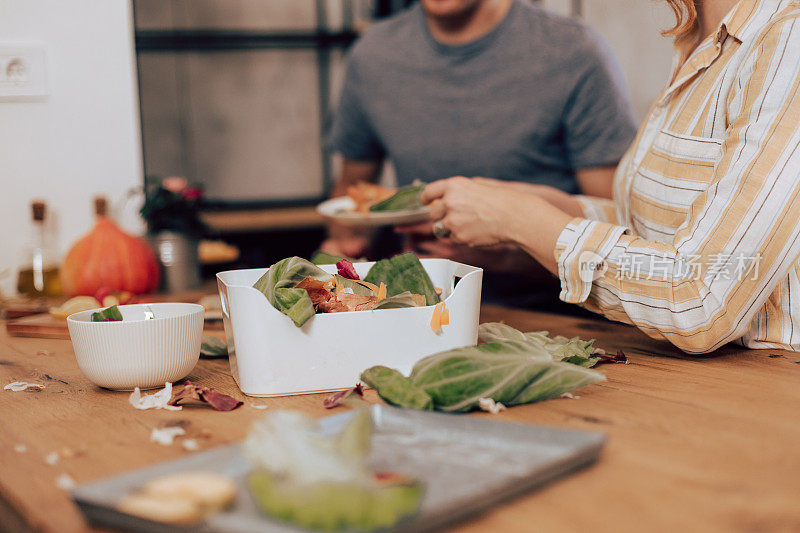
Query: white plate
316 196 430 227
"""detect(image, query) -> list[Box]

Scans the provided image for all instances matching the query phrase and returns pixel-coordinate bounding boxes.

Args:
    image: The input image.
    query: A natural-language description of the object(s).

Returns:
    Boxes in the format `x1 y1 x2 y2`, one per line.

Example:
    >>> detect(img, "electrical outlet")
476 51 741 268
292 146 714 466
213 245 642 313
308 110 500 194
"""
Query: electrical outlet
0 44 47 100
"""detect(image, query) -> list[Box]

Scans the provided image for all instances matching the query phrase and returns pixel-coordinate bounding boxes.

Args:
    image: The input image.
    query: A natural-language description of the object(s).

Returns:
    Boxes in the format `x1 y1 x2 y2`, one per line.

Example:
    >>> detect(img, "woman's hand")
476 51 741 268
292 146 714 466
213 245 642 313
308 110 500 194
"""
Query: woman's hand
420 177 518 246
420 177 575 273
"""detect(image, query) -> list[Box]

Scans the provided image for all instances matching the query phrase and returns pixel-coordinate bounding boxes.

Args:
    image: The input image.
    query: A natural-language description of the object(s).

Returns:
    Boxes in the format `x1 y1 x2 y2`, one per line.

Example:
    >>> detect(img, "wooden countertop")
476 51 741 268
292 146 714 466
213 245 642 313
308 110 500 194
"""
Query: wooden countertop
1 305 799 532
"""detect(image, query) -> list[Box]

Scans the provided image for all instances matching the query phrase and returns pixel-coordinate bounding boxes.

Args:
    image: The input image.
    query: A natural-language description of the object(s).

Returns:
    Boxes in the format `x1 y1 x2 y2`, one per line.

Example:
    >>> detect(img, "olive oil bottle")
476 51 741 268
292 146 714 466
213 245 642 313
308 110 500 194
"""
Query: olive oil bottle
17 201 62 297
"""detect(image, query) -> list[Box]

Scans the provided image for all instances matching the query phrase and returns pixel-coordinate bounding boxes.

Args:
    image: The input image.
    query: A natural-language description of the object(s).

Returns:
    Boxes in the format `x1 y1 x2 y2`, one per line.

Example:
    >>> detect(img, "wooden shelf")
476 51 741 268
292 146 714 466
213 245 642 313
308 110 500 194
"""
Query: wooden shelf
200 206 326 233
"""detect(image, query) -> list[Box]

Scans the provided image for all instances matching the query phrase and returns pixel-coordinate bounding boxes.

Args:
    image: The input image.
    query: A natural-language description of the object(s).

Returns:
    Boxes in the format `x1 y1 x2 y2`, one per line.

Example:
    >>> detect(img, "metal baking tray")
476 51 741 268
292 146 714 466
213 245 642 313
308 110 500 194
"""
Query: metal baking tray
72 405 605 532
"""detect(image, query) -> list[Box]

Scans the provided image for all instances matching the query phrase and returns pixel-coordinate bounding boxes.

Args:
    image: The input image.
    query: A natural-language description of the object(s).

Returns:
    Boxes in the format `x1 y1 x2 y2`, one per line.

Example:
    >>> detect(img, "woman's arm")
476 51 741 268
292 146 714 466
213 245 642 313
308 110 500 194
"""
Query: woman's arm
575 165 617 199
423 16 800 354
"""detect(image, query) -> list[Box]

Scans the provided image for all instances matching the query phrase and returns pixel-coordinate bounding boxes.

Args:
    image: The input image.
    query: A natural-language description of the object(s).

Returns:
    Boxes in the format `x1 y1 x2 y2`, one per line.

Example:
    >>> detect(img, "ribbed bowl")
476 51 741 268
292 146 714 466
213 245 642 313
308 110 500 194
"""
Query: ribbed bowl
67 303 204 390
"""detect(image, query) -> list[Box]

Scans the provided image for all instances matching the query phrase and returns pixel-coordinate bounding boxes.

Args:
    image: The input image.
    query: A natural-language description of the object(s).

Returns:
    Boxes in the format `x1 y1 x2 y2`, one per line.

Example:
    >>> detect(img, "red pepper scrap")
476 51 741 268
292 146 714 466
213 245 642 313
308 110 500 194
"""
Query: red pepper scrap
336 259 360 280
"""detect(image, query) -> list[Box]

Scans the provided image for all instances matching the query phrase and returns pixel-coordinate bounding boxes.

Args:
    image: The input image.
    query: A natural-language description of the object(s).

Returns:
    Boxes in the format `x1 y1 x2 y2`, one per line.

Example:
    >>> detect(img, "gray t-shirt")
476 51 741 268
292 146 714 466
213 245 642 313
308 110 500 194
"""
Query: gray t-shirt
329 0 637 193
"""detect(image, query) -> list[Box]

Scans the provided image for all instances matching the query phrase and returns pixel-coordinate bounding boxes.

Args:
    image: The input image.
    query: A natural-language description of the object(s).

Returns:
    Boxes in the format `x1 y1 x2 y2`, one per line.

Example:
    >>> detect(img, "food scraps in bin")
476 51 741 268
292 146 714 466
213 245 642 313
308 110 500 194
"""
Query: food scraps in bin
309 250 365 266
244 409 422 531
252 253 439 327
336 259 360 280
168 380 243 411
360 324 609 413
117 471 236 526
129 382 182 411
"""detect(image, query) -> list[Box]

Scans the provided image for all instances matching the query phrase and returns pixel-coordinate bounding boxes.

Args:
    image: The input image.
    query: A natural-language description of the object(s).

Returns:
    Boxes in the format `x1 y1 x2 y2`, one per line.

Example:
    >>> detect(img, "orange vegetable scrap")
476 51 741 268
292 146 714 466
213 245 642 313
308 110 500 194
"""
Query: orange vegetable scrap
377 282 387 301
430 301 448 333
411 294 427 307
354 280 380 293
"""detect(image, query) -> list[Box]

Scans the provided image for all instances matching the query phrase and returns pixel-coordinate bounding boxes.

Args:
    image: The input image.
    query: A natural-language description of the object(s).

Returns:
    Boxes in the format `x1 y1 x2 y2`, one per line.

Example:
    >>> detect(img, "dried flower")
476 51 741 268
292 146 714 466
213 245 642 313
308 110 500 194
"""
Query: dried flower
168 381 243 411
324 383 365 409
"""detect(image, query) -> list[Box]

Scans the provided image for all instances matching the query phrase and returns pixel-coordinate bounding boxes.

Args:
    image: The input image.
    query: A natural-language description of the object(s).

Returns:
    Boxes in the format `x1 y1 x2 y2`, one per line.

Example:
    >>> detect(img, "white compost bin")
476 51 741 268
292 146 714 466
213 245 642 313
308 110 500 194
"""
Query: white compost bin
216 259 483 396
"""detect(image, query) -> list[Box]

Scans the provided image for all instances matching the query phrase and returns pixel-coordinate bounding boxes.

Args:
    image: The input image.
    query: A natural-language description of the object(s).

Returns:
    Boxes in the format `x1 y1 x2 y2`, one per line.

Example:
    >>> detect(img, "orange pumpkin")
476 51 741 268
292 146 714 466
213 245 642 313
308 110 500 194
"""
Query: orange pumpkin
61 198 159 296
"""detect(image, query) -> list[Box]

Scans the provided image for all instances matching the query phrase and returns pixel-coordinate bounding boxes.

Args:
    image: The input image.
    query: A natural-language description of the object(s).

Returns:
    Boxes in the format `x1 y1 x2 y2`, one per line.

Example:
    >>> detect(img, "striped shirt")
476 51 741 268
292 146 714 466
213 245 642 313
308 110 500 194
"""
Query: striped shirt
554 0 800 353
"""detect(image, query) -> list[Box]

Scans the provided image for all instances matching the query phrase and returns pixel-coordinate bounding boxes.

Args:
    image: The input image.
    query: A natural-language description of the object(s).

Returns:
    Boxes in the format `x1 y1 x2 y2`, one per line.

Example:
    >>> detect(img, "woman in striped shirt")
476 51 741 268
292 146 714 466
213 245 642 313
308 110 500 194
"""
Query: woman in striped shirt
422 0 800 353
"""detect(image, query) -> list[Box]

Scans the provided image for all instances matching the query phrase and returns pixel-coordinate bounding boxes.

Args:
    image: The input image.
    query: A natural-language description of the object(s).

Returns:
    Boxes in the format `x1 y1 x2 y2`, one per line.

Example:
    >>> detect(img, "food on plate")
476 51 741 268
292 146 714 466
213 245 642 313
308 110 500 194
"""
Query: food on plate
252 253 440 327
368 184 424 213
309 251 364 266
199 239 240 264
49 296 101 319
360 324 607 412
345 182 396 213
343 182 425 214
117 471 236 525
244 409 423 531
91 305 123 322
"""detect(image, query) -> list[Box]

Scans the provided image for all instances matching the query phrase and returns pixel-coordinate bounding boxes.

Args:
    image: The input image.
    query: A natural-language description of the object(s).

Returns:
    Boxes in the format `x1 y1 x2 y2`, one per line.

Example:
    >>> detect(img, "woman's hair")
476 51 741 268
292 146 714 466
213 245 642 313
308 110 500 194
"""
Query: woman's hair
663 0 699 45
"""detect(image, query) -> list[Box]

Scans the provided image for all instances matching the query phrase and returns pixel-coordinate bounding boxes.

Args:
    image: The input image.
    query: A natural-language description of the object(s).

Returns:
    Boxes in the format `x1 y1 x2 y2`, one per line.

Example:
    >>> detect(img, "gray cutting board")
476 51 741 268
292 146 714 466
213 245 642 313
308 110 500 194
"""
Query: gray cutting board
72 406 605 532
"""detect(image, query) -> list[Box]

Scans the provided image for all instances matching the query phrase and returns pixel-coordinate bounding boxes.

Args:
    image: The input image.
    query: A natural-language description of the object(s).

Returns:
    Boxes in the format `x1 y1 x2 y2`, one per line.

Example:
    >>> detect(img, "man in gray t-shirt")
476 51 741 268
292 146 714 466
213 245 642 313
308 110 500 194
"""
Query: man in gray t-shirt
324 0 637 305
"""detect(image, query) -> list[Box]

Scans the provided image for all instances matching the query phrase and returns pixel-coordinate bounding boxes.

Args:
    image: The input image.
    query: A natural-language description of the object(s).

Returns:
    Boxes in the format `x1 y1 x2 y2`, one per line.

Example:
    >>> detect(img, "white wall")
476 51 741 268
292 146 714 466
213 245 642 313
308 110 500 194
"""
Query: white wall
0 0 143 296
542 0 676 120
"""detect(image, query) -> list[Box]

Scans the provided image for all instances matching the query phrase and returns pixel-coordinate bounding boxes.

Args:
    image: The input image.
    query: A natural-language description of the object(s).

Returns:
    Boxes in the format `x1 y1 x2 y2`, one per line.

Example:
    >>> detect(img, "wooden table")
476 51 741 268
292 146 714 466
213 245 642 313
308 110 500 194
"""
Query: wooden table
1 305 799 533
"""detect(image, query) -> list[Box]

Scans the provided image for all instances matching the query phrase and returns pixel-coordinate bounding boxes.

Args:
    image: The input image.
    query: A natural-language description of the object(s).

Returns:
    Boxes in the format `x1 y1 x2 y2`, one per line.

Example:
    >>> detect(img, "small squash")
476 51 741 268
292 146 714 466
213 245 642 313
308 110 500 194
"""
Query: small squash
61 197 159 296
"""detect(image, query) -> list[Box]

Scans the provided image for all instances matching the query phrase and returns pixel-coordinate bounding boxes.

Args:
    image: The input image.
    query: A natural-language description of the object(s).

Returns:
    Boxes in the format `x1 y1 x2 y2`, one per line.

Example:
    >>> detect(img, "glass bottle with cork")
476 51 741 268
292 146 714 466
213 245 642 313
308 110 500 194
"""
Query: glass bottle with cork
17 200 62 297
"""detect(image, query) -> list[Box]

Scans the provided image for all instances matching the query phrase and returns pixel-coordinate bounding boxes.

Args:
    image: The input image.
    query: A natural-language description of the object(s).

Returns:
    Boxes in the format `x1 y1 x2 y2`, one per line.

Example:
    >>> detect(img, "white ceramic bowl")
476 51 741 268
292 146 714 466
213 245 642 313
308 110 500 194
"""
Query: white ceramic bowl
67 303 204 390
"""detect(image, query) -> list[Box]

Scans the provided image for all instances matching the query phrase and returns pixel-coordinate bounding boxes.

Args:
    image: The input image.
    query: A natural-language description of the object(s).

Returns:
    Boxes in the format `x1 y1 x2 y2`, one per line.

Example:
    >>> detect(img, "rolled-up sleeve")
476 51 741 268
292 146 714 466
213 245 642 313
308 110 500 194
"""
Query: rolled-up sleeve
554 218 629 303
575 196 620 224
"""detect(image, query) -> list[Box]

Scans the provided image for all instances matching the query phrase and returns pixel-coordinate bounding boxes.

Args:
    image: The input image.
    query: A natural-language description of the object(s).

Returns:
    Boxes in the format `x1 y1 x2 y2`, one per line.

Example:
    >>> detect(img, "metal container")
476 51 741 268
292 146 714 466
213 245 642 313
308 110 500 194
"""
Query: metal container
148 231 201 293
72 405 606 532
